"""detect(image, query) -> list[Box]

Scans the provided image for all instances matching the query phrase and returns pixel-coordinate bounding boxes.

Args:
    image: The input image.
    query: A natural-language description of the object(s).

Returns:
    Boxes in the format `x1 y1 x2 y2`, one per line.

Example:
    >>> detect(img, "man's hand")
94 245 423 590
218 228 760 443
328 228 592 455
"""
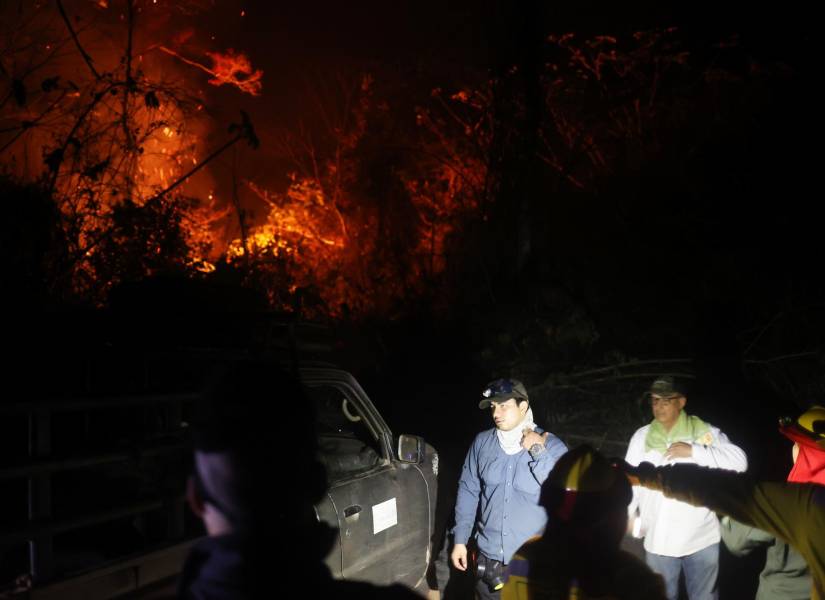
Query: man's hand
664 442 692 461
613 459 641 486
612 458 657 487
521 429 548 451
451 543 468 571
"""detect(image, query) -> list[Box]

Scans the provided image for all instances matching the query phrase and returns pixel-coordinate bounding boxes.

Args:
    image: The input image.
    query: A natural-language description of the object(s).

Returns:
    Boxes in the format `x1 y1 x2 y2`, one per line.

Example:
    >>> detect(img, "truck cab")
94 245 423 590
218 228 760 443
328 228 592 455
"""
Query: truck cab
304 366 438 589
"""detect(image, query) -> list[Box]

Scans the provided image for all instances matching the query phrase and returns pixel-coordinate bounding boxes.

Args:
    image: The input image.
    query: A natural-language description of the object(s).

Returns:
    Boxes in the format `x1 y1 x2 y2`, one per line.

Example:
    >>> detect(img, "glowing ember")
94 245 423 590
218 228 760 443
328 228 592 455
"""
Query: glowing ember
159 46 263 96
195 261 216 273
204 49 262 95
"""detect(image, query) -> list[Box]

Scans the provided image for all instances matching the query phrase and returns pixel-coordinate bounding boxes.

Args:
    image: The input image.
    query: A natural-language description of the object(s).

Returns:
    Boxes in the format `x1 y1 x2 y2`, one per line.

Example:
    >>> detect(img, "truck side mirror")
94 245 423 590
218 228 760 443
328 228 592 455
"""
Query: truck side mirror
397 434 425 464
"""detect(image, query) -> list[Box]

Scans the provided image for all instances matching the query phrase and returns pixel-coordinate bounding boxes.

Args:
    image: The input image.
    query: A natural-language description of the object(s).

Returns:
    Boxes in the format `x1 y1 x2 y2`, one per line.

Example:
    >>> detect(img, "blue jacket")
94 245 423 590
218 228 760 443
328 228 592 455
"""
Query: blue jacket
453 428 567 563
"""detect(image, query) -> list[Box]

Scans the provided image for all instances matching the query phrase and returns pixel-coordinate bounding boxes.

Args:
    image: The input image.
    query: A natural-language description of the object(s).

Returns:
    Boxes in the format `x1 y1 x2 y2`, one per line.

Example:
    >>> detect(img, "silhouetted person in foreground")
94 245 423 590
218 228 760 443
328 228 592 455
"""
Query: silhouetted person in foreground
178 360 421 599
619 406 825 600
501 445 666 600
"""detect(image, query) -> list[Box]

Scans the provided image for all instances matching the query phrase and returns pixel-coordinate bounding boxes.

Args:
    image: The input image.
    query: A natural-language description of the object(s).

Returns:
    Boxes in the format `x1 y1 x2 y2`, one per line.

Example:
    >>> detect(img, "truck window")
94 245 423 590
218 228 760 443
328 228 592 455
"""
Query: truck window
306 384 383 482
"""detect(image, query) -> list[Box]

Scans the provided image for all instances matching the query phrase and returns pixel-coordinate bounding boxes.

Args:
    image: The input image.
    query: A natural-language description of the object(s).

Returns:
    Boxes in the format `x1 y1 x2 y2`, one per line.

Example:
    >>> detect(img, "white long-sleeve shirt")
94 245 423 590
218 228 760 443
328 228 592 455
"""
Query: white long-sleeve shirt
625 421 747 557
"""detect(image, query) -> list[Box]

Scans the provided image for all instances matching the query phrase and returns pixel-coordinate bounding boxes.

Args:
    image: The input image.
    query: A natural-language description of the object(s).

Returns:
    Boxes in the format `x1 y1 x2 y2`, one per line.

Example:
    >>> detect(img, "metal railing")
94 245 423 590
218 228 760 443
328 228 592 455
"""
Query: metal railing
0 316 338 597
0 391 198 593
14 539 196 600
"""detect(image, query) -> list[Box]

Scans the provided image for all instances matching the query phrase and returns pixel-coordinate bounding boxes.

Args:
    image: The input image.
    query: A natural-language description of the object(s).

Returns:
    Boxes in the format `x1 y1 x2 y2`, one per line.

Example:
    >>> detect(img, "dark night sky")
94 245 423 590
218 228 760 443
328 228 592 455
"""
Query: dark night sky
193 0 819 192
208 1 818 96
189 1 817 119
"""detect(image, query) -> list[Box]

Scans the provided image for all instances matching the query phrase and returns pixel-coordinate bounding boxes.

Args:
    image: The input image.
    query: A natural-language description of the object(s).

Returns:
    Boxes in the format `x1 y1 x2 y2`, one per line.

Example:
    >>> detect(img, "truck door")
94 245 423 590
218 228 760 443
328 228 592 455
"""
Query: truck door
306 378 427 587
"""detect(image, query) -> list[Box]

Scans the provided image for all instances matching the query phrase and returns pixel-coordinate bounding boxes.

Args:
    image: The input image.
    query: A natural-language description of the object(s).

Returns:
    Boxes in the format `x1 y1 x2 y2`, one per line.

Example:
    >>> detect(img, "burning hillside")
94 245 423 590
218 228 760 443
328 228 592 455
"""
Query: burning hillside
4 4 741 319
0 1 481 317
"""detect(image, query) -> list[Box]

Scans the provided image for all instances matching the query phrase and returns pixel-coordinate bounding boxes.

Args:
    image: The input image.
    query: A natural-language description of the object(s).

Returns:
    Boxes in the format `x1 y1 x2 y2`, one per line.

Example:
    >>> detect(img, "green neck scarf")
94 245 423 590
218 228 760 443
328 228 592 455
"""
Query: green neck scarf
645 411 711 453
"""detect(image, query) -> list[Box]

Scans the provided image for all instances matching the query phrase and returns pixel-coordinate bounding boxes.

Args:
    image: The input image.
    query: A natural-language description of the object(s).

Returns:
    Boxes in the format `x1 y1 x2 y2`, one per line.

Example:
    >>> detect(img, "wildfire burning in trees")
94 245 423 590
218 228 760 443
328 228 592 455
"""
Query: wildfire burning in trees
0 0 484 316
2 2 749 318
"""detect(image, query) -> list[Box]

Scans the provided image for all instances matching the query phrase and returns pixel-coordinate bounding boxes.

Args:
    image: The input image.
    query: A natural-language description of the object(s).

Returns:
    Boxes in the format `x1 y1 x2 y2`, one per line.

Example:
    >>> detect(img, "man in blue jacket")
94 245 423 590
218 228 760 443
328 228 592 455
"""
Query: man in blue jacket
451 378 567 600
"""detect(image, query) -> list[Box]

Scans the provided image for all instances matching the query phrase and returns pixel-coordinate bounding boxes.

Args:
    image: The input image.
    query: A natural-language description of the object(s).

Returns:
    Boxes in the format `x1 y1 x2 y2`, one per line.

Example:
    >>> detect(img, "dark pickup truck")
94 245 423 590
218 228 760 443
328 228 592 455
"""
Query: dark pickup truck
305 366 439 589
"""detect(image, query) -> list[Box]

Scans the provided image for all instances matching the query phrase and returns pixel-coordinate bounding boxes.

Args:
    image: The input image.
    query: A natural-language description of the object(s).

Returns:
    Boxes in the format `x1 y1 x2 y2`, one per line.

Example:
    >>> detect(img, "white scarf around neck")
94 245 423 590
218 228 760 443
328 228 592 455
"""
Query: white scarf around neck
496 407 536 454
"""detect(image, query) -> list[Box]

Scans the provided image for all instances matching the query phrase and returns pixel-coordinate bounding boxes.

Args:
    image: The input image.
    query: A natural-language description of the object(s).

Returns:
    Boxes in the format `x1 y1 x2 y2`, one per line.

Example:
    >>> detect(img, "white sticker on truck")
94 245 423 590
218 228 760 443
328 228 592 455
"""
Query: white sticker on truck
372 498 398 534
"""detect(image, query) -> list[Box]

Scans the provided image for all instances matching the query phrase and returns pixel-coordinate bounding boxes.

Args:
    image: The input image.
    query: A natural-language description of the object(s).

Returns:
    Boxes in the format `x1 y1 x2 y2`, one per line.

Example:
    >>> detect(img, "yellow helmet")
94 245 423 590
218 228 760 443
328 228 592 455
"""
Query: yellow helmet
797 406 825 439
780 405 825 451
541 445 631 522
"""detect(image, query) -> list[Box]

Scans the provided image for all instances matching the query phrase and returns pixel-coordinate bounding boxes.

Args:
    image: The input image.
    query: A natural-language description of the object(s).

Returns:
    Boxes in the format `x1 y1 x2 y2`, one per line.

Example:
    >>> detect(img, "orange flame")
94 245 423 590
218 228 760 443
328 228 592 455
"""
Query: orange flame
204 50 263 96
158 46 262 96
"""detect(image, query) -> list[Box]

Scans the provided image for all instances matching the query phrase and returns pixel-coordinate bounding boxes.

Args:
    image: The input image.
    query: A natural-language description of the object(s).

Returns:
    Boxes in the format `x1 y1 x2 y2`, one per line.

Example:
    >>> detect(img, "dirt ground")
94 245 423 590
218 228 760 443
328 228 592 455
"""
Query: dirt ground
428 533 763 600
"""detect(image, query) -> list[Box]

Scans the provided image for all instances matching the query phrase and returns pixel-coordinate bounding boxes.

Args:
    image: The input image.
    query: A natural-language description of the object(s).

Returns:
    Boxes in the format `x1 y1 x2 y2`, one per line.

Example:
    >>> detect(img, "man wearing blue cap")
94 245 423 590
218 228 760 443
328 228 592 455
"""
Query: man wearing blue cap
451 378 567 600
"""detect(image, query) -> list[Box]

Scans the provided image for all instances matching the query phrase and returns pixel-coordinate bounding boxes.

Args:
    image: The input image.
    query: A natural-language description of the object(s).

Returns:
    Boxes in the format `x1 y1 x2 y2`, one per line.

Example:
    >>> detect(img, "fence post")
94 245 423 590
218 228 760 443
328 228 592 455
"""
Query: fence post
28 407 53 584
167 399 185 540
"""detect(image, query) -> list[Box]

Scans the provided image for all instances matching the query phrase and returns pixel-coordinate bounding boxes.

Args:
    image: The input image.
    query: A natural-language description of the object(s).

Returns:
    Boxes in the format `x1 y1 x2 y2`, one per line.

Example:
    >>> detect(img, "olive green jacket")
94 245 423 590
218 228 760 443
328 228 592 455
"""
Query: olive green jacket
721 515 810 600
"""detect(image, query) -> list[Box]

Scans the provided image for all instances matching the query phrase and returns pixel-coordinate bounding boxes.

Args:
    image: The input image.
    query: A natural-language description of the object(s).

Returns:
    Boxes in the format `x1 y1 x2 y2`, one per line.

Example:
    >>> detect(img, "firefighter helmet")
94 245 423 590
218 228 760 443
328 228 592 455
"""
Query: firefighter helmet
541 445 632 522
780 405 825 450
797 406 825 439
